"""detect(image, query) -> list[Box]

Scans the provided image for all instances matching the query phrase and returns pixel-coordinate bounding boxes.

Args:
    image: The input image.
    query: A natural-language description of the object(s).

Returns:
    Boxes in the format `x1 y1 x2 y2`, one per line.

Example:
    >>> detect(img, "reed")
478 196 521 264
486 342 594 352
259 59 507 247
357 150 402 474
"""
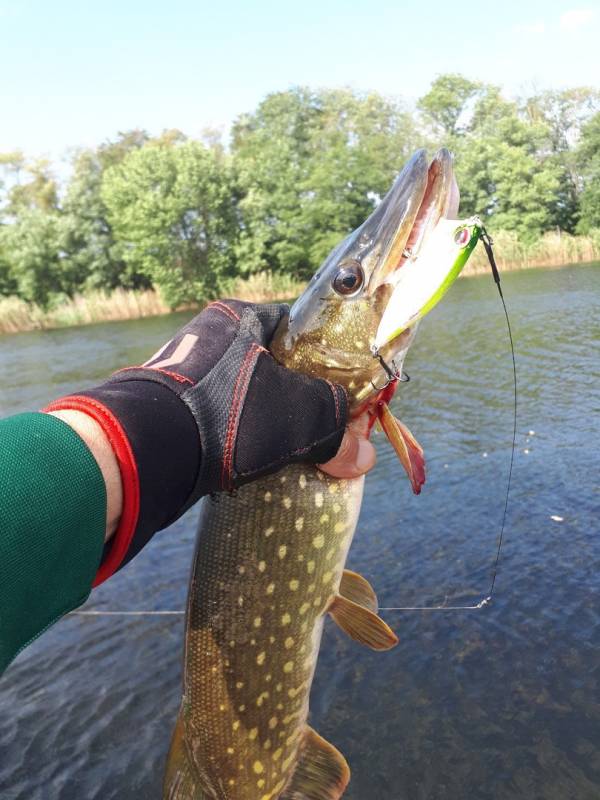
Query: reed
0 289 170 335
223 271 305 302
463 230 600 275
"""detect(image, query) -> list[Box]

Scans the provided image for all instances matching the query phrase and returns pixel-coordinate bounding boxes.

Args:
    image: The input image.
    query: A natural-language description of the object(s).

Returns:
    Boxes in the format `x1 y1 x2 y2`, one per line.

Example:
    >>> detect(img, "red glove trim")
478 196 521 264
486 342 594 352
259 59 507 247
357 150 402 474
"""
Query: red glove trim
43 396 140 587
221 343 263 490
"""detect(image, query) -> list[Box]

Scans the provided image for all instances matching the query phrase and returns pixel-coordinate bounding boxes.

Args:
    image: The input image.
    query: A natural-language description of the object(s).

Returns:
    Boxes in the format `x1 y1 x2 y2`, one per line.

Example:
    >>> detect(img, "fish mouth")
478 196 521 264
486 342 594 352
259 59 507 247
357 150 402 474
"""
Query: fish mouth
273 148 462 385
366 147 459 294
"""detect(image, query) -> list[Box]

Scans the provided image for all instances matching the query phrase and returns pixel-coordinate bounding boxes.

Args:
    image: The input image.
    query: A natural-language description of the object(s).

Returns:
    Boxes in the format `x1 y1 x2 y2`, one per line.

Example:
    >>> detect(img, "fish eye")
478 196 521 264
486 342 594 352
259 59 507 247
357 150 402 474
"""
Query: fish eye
332 261 364 296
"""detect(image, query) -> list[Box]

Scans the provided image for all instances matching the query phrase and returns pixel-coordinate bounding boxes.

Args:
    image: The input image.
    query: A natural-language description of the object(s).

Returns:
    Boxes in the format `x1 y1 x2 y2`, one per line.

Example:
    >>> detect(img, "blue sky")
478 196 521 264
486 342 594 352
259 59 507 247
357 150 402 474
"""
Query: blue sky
1 0 598 162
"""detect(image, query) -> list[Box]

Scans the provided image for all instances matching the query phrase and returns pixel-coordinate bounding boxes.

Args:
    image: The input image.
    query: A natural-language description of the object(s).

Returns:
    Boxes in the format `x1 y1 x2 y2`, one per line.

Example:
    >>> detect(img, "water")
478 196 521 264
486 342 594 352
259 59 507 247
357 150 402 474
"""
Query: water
1 264 599 799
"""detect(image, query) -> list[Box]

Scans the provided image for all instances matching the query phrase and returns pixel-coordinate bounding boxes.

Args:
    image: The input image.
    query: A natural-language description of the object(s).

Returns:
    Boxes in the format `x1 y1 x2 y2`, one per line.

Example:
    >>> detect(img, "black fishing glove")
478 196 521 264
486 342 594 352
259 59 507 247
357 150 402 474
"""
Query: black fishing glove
45 300 347 584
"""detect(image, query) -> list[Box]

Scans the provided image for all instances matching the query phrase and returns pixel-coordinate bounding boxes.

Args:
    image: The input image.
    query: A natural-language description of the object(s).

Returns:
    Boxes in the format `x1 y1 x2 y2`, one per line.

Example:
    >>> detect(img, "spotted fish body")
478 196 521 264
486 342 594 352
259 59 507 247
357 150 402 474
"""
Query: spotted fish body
164 149 474 799
165 466 364 799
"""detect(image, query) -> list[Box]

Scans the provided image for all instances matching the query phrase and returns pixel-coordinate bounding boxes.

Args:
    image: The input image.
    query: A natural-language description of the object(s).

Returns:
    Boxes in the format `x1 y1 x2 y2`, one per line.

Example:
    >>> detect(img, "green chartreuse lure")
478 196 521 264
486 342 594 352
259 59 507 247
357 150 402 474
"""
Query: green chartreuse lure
374 216 482 350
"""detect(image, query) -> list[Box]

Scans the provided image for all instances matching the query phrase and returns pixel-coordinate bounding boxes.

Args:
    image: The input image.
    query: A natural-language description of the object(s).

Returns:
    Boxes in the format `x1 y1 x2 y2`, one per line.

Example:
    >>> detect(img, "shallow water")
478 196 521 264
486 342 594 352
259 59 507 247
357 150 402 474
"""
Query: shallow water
1 264 599 799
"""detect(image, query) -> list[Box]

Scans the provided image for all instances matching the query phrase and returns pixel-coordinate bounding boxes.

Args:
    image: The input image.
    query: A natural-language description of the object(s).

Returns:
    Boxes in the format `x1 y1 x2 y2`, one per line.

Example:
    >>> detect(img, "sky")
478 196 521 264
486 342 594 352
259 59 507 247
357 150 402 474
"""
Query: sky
0 0 598 164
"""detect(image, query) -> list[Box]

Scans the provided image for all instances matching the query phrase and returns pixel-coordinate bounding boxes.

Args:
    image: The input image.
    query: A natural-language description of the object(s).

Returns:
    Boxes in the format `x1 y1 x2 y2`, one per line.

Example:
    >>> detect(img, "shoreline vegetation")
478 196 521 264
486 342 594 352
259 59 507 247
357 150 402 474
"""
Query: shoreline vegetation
0 233 597 335
2 79 599 335
0 271 303 334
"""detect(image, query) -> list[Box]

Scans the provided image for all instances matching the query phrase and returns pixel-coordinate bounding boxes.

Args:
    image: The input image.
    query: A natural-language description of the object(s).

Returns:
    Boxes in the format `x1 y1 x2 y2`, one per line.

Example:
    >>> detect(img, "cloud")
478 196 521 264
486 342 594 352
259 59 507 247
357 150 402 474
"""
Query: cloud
559 8 595 31
514 20 546 34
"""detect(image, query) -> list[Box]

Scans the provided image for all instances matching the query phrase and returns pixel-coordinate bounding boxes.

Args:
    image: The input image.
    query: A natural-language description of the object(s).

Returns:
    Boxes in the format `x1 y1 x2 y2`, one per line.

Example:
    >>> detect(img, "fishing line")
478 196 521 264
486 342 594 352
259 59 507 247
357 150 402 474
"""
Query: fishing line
70 231 516 620
380 227 517 613
69 610 184 616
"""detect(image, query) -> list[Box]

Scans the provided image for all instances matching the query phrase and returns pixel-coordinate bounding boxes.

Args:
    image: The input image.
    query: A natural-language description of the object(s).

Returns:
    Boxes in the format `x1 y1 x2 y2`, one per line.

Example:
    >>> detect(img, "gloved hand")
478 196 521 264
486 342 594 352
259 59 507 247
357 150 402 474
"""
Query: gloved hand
45 301 349 584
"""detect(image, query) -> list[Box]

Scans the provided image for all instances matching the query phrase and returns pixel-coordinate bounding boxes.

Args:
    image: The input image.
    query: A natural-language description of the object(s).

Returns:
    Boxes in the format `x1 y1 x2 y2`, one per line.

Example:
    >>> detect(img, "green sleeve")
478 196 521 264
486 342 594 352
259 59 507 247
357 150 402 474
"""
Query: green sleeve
0 412 107 673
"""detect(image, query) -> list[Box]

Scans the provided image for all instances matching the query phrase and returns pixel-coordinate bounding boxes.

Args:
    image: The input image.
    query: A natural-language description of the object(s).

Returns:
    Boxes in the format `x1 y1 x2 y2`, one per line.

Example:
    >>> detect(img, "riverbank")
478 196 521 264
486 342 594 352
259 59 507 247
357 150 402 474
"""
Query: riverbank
1 232 598 334
0 272 304 335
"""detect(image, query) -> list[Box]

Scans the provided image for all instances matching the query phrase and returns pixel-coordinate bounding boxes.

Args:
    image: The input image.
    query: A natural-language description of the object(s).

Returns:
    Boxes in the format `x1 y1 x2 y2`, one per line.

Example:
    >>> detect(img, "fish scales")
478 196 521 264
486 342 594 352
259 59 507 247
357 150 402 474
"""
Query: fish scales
165 149 472 799
180 465 363 800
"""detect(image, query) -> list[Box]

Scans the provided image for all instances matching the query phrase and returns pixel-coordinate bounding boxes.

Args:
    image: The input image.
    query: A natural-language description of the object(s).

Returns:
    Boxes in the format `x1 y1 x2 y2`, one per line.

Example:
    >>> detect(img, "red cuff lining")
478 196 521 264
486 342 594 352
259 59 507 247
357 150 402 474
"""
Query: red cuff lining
43 396 140 587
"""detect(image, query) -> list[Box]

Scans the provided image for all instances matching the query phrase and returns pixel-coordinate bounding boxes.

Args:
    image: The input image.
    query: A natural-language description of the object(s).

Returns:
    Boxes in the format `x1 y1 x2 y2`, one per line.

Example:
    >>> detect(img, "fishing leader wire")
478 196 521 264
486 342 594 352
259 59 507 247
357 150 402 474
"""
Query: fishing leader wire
70 230 517 620
379 227 517 613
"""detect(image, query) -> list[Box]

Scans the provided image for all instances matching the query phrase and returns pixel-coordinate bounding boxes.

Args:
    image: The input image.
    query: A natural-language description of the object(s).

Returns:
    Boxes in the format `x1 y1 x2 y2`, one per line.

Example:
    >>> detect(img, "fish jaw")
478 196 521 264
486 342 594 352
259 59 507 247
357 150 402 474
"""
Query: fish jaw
270 149 465 410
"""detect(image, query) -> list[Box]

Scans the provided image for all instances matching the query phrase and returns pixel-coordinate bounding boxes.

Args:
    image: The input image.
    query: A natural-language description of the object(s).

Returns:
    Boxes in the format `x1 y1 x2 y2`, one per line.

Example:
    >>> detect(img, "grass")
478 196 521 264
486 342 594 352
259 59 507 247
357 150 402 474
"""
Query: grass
1 234 598 335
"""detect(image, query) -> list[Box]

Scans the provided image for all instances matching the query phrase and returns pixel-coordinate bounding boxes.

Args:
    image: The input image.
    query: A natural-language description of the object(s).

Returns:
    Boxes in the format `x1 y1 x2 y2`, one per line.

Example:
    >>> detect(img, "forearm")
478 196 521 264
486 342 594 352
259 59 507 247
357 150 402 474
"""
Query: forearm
48 410 123 542
0 300 370 675
0 413 107 673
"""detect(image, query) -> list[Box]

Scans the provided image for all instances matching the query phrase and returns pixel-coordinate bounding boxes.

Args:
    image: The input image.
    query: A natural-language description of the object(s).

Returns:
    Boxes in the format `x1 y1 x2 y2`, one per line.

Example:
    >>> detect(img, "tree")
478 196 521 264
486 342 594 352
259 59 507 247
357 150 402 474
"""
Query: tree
576 112 600 232
0 239 17 296
59 131 151 293
449 85 561 239
232 87 422 278
0 151 26 222
0 210 62 306
523 88 600 231
96 128 150 169
417 74 481 138
0 153 61 302
3 158 58 217
102 140 237 307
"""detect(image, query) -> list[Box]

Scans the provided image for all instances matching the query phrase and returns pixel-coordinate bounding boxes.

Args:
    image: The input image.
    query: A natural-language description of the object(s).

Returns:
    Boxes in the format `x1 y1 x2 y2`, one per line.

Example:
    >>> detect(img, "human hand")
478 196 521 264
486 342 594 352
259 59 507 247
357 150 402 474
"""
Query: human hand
318 413 376 479
46 301 375 584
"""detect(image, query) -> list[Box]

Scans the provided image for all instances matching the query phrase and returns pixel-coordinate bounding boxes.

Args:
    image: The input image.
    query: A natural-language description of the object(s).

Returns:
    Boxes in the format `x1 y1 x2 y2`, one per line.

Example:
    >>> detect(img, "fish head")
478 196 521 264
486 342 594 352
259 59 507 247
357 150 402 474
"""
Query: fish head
271 148 476 411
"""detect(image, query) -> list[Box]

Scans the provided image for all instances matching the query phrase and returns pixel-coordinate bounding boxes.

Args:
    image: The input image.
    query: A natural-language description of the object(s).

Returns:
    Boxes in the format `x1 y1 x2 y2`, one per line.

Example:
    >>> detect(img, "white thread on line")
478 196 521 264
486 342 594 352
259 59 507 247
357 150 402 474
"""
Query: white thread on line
380 597 491 611
69 598 492 617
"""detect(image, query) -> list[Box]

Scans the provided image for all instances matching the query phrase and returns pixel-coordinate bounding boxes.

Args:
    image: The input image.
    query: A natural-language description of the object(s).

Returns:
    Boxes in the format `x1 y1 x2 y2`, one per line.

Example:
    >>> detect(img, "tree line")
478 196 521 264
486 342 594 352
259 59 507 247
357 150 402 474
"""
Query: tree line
0 75 598 309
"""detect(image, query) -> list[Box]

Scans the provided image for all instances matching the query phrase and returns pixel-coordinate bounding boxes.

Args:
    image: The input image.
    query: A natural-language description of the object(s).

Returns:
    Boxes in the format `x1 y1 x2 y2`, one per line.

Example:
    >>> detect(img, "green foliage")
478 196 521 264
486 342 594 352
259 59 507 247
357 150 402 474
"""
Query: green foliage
576 112 600 232
0 239 17 296
59 132 150 292
102 139 237 307
523 88 600 232
0 79 597 311
417 74 481 137
0 210 62 306
450 87 561 239
232 87 422 278
2 158 58 217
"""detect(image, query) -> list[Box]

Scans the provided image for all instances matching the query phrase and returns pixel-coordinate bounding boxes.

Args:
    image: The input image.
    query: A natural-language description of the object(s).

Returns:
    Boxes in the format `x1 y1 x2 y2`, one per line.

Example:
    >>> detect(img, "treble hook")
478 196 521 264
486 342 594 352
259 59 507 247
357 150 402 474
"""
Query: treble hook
370 345 408 391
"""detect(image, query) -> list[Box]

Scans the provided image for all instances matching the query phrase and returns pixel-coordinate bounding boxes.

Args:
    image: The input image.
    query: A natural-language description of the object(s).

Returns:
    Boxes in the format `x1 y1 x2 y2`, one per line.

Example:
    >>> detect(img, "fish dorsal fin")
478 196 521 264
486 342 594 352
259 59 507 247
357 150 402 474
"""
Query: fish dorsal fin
279 726 350 800
378 402 426 495
329 595 398 651
339 569 378 613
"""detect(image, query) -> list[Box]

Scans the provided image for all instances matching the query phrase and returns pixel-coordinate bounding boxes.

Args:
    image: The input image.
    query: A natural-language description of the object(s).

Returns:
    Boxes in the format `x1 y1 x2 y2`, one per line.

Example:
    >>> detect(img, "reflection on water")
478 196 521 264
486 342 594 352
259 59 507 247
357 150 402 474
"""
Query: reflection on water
1 264 599 799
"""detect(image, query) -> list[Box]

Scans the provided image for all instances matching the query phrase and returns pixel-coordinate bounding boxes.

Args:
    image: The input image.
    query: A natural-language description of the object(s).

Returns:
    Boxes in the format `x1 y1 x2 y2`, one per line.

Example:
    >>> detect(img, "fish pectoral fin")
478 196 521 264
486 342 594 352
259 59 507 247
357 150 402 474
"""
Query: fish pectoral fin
163 712 205 800
279 726 350 800
378 402 426 495
329 595 398 651
340 569 378 613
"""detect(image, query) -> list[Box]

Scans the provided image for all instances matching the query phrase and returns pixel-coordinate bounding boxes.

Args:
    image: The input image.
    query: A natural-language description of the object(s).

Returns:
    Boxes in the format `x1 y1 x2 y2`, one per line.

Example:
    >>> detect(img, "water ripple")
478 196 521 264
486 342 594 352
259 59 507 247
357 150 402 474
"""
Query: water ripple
1 265 600 798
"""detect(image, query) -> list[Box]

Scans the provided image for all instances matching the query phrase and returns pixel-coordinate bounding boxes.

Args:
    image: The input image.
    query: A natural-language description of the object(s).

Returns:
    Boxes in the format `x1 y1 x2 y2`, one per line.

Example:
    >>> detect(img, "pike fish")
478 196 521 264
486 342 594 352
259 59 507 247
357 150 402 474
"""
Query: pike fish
164 149 481 800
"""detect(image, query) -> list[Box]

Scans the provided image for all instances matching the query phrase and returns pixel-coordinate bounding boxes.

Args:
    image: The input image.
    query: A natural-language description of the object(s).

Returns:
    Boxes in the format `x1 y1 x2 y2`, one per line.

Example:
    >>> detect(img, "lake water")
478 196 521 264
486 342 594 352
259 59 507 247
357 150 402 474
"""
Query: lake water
1 263 599 800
